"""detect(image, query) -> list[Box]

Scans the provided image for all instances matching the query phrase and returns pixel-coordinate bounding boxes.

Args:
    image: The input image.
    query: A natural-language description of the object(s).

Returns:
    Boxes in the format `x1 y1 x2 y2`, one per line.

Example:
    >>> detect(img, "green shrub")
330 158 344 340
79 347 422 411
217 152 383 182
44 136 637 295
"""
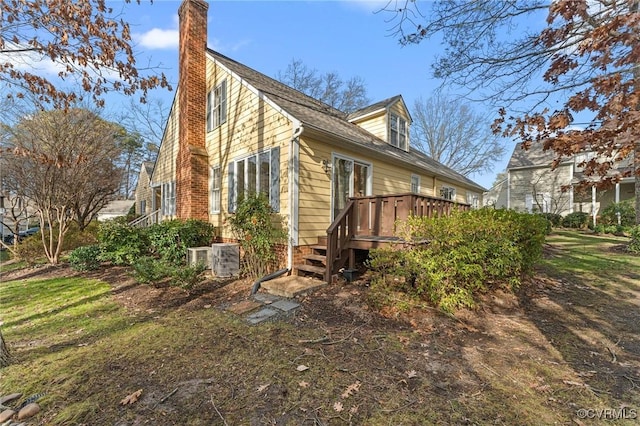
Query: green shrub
538 212 562 227
63 221 100 251
69 245 102 271
98 218 150 265
12 234 45 264
367 209 547 313
628 225 640 254
562 212 590 229
147 219 216 266
600 199 636 227
170 263 208 289
228 194 287 279
131 256 172 284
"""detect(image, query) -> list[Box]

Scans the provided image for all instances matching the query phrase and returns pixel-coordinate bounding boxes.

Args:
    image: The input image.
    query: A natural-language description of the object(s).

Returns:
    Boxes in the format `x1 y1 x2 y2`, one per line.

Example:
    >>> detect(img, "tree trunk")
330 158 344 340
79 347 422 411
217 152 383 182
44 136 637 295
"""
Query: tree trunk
0 329 10 368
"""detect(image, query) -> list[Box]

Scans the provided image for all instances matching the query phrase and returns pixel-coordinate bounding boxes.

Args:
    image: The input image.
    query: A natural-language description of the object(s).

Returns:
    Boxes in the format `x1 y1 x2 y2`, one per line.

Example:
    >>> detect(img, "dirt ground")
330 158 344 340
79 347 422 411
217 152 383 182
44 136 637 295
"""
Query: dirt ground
2 238 640 425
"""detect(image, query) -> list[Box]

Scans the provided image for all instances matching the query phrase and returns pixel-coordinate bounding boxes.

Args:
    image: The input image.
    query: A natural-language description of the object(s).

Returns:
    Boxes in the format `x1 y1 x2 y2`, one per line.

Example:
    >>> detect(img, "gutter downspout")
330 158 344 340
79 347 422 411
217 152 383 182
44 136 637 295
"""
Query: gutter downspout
288 124 303 270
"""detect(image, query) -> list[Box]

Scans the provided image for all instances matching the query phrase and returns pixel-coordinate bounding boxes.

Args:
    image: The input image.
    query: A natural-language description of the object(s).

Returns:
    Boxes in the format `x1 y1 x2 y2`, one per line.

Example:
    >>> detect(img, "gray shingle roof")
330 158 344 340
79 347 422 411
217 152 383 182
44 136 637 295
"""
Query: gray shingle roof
347 95 403 122
507 142 572 169
143 161 154 177
208 50 486 192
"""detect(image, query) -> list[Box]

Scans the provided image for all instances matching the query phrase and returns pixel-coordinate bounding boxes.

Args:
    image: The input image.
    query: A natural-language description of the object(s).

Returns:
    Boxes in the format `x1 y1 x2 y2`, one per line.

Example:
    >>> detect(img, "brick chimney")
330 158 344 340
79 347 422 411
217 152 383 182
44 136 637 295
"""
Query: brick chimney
176 0 209 220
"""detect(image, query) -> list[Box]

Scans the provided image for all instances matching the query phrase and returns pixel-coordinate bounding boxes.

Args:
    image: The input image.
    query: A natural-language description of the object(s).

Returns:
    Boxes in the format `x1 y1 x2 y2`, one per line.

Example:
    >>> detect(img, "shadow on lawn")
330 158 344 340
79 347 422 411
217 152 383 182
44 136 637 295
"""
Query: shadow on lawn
520 254 640 407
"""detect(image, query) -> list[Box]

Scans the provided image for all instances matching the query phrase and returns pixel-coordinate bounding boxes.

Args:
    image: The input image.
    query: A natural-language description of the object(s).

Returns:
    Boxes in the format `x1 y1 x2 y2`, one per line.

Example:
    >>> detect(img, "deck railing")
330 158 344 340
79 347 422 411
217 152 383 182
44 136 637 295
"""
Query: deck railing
326 194 470 281
129 209 161 228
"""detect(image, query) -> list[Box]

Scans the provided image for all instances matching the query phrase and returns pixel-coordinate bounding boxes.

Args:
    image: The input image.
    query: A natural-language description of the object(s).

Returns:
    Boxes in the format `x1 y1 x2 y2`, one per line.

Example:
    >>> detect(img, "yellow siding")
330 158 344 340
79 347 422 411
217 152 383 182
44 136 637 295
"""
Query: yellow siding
153 93 179 187
351 111 387 142
204 59 293 237
134 166 152 214
297 136 480 244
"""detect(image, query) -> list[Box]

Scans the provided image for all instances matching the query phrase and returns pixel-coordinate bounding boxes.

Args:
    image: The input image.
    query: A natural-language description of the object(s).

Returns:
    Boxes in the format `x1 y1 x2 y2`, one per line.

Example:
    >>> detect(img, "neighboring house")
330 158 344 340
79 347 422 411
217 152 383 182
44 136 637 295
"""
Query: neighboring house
145 0 486 278
486 143 635 223
97 200 135 222
0 192 36 244
134 161 156 216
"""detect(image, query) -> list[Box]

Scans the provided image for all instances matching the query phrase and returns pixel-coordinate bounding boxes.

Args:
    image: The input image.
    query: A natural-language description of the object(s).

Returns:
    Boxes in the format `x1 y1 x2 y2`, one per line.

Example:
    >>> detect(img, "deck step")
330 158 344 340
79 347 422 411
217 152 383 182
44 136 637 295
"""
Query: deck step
316 236 328 246
295 264 325 276
303 254 327 263
310 245 327 251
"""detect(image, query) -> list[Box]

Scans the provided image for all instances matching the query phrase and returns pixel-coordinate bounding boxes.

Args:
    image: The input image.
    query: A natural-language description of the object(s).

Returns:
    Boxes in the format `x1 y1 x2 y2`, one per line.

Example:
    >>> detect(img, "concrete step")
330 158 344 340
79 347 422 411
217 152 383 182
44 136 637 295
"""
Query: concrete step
303 254 327 264
260 275 326 298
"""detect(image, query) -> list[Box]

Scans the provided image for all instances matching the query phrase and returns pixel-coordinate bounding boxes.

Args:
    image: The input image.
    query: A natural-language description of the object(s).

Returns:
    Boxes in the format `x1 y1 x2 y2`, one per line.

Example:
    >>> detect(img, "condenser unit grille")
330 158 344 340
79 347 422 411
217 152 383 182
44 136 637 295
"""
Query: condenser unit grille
211 243 239 277
187 247 213 267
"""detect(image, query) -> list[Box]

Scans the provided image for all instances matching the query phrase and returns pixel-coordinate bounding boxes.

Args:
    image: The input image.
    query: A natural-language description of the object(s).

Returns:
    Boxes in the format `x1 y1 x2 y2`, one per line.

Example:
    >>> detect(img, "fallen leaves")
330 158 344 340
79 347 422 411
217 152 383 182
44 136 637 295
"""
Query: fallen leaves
296 365 309 372
120 389 143 406
341 381 361 399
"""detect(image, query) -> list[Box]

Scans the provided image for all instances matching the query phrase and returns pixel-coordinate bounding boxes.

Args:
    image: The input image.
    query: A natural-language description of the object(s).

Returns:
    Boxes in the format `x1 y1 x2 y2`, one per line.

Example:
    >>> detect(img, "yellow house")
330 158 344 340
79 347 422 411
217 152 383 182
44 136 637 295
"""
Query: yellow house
148 0 486 280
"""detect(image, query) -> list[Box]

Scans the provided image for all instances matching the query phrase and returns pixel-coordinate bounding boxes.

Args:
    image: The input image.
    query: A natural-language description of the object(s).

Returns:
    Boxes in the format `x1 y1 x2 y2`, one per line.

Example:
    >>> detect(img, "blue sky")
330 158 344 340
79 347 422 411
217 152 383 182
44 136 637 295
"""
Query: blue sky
112 0 512 189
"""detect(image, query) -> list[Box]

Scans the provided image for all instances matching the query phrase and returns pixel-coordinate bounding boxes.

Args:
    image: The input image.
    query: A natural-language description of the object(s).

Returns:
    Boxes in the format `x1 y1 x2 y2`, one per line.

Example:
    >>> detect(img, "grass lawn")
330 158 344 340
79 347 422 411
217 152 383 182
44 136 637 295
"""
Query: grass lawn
0 230 639 425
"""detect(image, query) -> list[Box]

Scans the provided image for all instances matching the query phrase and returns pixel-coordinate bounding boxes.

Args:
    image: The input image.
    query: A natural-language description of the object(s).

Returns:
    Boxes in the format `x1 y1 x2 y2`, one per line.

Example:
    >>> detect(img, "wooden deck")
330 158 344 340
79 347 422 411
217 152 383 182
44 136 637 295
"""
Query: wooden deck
324 193 469 282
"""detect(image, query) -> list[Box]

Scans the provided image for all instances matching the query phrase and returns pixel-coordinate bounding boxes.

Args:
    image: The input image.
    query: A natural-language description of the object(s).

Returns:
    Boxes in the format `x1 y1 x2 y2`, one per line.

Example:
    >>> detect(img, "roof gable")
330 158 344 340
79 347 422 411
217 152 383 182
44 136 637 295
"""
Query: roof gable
206 49 485 192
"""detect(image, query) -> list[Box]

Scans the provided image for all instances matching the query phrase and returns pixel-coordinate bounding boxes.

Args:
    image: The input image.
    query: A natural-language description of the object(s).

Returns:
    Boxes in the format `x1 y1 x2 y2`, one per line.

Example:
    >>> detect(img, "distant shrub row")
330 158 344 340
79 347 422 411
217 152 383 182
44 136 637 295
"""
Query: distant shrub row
367 209 548 313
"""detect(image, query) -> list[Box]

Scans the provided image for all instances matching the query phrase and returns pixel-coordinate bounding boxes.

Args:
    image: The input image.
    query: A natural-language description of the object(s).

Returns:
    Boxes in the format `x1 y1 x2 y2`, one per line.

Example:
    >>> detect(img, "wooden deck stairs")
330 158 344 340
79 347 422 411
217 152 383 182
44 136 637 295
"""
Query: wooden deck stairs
295 193 470 283
295 236 328 280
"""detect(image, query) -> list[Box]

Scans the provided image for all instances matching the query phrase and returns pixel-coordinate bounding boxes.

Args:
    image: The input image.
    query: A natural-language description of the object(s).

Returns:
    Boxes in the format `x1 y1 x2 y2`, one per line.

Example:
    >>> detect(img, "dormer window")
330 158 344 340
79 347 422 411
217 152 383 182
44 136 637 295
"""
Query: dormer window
389 114 408 151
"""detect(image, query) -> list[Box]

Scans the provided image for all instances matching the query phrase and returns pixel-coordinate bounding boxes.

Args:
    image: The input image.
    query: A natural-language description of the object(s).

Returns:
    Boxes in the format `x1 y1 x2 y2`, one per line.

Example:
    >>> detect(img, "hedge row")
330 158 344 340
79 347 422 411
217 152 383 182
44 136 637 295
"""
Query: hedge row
367 209 548 312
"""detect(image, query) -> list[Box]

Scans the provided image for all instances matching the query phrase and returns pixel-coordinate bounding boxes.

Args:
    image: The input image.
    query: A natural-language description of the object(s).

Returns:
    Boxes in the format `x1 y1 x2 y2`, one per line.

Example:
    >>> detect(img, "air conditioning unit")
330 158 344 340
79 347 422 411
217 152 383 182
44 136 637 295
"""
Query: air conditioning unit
187 247 213 268
211 243 240 277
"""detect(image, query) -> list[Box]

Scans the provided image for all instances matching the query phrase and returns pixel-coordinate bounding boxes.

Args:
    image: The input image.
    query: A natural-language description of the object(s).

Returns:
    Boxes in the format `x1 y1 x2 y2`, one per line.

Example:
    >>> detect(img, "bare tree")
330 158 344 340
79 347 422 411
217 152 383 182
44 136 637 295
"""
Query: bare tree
1 107 123 262
276 59 370 113
0 0 171 109
115 97 170 198
412 94 505 177
385 0 640 223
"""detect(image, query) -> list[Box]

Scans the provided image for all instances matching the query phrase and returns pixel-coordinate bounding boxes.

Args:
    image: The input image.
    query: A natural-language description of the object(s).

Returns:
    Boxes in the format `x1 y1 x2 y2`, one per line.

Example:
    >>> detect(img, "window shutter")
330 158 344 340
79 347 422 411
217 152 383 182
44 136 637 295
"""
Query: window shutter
270 146 280 212
228 162 236 213
220 80 227 125
206 91 212 131
525 194 533 212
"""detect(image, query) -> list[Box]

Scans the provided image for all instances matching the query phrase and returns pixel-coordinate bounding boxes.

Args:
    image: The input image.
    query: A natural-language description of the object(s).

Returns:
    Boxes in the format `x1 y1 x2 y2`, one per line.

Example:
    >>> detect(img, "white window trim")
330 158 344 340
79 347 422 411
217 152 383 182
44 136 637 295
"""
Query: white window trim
389 113 409 151
229 146 280 212
330 153 373 221
162 181 176 216
210 165 221 214
207 79 227 131
440 186 456 201
411 174 421 194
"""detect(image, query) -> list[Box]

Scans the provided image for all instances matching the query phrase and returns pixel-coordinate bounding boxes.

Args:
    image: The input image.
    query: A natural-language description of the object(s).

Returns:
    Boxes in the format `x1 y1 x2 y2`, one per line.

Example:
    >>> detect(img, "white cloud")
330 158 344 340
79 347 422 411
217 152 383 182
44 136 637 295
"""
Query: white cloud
209 38 251 53
135 28 179 50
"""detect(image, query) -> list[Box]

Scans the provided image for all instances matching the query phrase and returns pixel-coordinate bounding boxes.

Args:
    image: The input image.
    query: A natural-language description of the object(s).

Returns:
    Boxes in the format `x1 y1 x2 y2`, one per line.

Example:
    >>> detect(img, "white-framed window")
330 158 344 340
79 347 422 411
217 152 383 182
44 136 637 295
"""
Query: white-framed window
206 79 227 131
535 193 551 213
162 181 176 216
410 174 420 194
389 114 408 151
228 147 280 213
210 166 221 213
139 200 146 215
466 192 479 209
440 186 456 201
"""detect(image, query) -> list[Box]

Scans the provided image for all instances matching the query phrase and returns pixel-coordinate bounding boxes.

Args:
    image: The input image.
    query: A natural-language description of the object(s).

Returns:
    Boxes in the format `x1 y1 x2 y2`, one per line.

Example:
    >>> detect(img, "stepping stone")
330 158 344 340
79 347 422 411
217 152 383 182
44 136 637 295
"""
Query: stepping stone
270 299 300 313
226 300 261 315
246 308 279 325
0 393 22 405
252 293 281 304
